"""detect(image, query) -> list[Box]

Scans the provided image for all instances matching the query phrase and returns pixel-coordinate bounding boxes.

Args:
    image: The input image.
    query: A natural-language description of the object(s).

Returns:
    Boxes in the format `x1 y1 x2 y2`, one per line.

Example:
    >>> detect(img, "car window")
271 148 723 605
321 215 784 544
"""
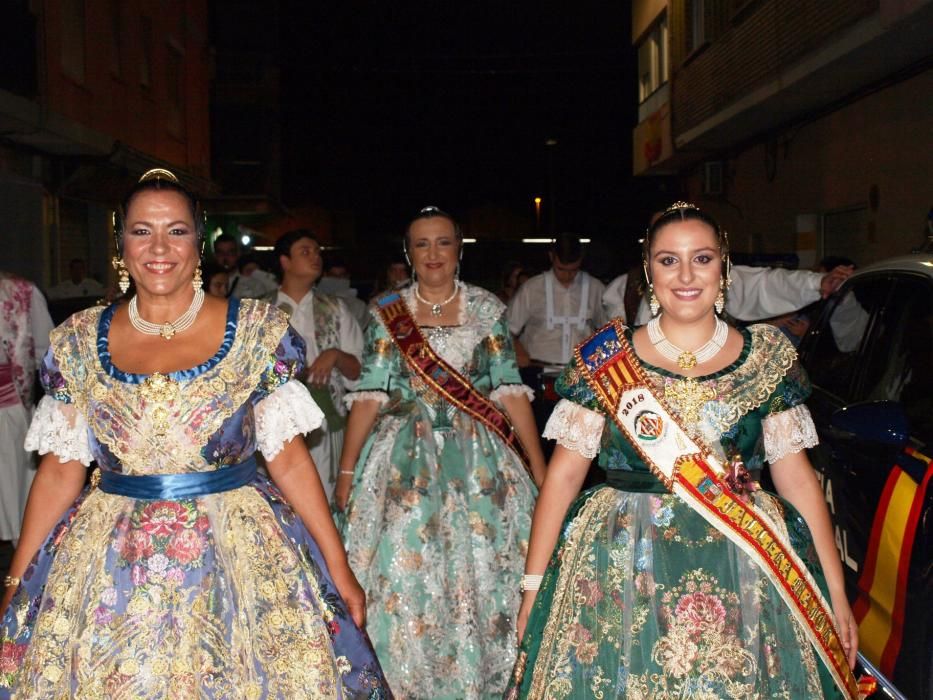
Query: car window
860 276 933 440
803 276 889 402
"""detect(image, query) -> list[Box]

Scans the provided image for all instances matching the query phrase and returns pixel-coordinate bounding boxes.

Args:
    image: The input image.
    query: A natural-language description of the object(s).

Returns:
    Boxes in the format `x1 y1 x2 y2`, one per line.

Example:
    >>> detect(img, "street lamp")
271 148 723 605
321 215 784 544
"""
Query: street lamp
534 197 542 234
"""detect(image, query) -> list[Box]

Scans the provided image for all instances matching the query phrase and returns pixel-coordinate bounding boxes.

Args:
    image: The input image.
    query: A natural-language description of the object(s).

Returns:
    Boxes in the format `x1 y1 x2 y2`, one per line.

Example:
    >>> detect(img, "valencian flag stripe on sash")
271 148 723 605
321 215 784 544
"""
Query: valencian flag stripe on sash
375 292 532 477
852 447 932 677
573 320 864 700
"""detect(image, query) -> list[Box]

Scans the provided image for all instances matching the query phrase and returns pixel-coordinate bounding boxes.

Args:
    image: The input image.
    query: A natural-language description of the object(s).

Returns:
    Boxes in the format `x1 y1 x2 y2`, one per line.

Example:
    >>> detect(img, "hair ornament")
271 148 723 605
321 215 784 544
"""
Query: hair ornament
664 201 700 215
139 168 180 184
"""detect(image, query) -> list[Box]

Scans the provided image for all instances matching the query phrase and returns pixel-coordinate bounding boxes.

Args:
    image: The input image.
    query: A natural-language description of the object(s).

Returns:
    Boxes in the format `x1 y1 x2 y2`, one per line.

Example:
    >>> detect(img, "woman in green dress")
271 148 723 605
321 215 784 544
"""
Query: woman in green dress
335 207 547 699
506 203 859 699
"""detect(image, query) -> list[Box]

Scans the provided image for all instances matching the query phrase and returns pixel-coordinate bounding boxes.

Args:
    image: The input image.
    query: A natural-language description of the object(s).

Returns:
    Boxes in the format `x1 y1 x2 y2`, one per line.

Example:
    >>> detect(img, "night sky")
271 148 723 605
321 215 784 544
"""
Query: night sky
279 2 649 242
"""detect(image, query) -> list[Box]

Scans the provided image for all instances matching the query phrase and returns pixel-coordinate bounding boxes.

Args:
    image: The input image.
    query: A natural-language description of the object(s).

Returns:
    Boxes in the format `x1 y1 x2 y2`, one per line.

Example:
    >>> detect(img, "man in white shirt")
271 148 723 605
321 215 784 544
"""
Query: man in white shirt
507 233 607 368
46 259 104 300
603 264 853 325
274 230 364 501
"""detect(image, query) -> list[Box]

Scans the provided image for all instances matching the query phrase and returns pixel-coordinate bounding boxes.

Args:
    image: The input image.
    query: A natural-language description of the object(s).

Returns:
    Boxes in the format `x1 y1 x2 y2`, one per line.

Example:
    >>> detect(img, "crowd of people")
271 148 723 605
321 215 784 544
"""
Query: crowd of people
0 170 864 699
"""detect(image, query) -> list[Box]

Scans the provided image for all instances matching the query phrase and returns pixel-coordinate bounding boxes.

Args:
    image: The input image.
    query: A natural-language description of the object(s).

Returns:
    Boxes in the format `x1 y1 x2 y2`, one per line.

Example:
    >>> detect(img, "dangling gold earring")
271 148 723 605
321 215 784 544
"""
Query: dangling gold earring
715 279 725 315
192 264 203 291
112 257 130 295
649 285 660 316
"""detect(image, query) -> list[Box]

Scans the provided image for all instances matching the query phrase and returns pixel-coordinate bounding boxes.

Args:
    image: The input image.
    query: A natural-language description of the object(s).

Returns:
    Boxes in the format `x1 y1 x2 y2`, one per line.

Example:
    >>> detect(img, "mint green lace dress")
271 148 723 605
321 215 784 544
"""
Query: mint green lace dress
337 285 537 699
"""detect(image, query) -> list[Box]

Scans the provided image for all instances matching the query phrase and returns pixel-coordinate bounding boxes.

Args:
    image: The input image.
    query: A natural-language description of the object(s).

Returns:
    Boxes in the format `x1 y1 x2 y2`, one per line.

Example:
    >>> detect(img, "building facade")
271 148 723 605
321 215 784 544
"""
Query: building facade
0 0 211 291
632 0 933 266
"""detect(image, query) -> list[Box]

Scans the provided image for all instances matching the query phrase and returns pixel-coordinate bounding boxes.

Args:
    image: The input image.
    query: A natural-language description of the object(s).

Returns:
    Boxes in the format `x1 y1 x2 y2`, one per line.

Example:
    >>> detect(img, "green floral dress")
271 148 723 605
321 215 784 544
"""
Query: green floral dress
337 284 537 699
506 324 845 699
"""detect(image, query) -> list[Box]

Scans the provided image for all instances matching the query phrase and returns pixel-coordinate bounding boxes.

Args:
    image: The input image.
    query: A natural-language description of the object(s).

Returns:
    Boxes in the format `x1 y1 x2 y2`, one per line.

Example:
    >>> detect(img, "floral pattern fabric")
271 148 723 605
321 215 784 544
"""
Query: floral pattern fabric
505 324 843 699
0 298 391 699
338 284 536 699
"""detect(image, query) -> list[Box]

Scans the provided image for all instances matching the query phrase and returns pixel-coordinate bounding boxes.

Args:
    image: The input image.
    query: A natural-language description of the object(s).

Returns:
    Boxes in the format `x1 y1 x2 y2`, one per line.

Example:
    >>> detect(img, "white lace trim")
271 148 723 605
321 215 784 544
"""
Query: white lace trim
343 390 390 409
24 395 93 466
763 403 819 464
254 380 324 461
489 383 535 404
542 399 605 459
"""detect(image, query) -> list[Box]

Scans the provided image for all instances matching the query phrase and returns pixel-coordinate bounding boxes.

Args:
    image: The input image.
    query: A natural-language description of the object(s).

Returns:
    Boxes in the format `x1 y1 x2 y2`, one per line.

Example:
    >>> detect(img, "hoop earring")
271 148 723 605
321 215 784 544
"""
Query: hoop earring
112 257 130 294
649 285 660 316
192 264 203 291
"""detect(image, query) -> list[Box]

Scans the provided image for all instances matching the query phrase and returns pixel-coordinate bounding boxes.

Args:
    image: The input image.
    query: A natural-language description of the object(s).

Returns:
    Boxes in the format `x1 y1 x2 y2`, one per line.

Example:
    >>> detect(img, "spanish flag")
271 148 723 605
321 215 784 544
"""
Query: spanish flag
852 447 932 676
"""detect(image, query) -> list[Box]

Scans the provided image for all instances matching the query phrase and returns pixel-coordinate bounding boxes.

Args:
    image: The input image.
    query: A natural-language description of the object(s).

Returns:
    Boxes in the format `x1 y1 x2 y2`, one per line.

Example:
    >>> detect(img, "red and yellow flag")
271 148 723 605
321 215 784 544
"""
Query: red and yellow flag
852 447 932 676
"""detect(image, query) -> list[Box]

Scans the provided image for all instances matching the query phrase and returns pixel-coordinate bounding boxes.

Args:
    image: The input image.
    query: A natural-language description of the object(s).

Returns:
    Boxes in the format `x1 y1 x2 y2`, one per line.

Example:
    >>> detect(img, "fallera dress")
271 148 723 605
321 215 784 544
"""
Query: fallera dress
0 298 392 699
505 324 844 699
337 284 537 699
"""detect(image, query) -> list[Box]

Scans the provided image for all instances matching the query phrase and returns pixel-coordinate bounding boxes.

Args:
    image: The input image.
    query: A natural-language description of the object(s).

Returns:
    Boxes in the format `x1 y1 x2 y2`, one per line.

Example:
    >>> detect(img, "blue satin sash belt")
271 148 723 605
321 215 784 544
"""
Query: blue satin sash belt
98 457 258 500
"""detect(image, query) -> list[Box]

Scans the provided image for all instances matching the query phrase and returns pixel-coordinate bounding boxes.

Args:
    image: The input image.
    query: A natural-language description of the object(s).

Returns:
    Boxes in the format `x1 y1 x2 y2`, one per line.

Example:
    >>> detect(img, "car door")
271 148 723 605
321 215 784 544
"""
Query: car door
800 271 933 698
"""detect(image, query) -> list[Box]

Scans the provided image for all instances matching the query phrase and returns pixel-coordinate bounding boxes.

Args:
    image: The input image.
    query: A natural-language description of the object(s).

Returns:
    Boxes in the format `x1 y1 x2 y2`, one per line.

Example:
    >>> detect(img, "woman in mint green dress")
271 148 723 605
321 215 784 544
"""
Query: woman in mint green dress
505 203 858 699
335 208 546 699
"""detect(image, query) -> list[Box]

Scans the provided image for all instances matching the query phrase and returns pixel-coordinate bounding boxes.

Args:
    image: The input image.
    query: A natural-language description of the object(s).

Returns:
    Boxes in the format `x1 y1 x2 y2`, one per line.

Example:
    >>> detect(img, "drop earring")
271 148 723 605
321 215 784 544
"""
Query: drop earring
192 264 203 291
649 285 660 316
112 257 130 295
715 279 725 315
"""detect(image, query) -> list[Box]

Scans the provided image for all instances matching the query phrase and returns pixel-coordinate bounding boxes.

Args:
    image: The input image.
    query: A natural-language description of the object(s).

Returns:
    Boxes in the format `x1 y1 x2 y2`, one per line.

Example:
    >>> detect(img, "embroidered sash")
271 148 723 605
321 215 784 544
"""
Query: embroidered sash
375 292 532 476
574 320 862 700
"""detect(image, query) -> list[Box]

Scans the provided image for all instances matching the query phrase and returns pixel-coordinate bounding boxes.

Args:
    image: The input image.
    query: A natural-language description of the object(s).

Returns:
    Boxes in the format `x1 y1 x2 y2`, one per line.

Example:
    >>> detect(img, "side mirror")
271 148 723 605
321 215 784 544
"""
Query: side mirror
830 401 910 447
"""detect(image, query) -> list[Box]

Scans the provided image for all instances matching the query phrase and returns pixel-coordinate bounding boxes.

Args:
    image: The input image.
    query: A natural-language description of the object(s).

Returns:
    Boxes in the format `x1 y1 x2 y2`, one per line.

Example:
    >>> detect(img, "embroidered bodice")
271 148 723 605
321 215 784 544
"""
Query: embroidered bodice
26 299 322 474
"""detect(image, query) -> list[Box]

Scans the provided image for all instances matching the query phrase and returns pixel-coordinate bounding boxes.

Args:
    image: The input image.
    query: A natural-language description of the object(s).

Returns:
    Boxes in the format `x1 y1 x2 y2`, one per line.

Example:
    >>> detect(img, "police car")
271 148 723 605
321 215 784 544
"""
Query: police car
798 254 933 699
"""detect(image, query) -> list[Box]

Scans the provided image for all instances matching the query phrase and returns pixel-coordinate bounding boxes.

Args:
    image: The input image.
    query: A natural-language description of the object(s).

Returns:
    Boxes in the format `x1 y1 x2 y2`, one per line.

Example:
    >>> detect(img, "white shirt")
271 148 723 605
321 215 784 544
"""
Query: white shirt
602 266 824 325
507 270 607 365
230 269 278 300
46 278 105 300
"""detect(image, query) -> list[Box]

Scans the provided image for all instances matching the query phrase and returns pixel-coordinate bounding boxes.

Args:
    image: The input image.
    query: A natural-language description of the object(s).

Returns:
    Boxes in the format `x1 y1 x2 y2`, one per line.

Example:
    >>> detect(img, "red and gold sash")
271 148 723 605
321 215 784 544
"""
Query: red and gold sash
375 291 532 476
574 320 863 700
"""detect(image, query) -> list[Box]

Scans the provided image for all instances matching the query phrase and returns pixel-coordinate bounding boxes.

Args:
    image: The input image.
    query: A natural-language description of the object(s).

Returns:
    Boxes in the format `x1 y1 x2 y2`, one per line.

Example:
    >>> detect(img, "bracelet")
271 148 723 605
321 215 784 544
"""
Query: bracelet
3 575 21 588
521 574 544 592
338 470 355 476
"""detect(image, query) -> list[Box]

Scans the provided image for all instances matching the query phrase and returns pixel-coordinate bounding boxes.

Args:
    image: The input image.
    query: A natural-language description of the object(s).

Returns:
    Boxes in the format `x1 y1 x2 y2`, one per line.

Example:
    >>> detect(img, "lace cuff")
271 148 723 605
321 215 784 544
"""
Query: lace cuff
255 380 324 461
763 404 819 464
25 396 93 466
489 383 535 404
543 399 605 459
343 390 390 410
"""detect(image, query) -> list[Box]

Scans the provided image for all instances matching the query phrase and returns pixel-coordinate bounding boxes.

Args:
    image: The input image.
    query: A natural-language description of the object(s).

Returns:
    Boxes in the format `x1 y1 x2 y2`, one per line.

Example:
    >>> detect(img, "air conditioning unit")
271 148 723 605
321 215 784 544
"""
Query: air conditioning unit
703 161 723 195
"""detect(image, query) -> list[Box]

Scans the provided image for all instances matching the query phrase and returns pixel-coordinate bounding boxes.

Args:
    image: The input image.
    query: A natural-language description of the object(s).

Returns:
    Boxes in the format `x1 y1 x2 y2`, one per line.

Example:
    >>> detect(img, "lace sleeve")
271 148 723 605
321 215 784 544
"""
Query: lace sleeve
543 399 606 459
489 383 535 404
254 380 324 461
343 390 390 409
24 396 93 466
762 403 819 464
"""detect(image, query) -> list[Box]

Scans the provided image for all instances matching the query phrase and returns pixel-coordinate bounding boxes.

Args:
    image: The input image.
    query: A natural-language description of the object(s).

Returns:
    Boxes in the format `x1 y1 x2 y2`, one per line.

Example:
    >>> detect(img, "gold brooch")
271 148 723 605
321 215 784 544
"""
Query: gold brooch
139 372 179 437
665 377 715 424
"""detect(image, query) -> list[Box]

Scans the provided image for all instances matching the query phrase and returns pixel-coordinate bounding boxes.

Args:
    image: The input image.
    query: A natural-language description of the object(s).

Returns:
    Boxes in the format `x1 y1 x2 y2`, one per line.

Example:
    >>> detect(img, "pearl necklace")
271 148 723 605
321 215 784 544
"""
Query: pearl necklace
414 281 461 317
128 288 205 340
647 314 729 370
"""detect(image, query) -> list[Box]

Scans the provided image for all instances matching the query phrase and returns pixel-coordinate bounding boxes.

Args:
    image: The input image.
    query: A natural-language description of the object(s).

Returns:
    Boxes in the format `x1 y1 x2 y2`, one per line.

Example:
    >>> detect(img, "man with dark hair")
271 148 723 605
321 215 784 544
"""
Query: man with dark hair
212 234 239 272
507 232 607 368
274 229 363 501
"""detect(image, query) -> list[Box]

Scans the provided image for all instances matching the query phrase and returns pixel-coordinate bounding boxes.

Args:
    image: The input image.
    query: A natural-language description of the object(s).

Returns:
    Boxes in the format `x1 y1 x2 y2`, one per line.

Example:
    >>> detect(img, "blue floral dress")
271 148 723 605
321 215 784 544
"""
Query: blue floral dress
337 284 537 699
506 324 844 699
0 299 391 699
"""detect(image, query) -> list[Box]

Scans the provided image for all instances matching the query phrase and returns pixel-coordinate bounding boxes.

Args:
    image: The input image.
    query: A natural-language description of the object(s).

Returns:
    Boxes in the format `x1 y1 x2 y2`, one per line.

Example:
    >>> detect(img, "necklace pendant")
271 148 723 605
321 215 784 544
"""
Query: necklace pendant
677 351 697 370
431 304 442 317
159 322 176 340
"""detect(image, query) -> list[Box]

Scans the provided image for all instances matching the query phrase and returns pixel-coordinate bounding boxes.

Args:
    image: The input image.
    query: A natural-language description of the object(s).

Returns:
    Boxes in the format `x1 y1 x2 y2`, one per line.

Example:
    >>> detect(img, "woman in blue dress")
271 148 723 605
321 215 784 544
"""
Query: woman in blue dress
0 170 391 698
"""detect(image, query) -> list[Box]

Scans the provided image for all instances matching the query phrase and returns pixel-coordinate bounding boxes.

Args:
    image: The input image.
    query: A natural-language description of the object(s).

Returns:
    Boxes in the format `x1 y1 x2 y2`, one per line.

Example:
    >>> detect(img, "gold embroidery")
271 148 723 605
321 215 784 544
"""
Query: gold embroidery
139 372 179 437
664 377 716 424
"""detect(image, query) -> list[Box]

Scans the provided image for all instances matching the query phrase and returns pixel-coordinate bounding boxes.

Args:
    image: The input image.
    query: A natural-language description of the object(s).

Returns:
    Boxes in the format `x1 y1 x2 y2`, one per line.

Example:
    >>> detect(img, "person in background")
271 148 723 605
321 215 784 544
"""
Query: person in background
199 262 229 299
336 206 546 698
211 233 239 273
507 234 607 443
46 258 105 300
274 230 364 502
0 170 390 697
498 261 527 304
318 254 369 328
232 254 278 301
370 257 410 299
768 255 856 346
0 272 53 546
507 202 858 699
